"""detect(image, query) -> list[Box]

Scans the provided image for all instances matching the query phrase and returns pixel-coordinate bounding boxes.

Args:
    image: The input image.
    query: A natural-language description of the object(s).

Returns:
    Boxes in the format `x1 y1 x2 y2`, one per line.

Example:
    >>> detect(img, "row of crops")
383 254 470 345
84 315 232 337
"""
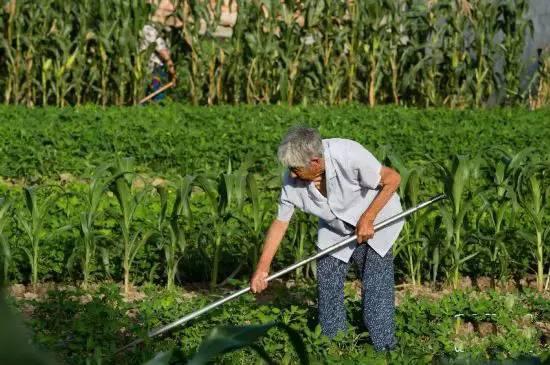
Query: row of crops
1 0 547 107
0 106 548 295
0 148 548 295
8 282 549 363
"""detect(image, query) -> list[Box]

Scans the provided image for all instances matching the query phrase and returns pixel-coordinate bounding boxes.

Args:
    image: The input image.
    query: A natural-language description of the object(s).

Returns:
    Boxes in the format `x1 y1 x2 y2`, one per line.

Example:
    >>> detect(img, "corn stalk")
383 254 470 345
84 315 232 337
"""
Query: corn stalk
108 159 152 295
516 161 550 292
69 165 117 289
197 160 249 289
433 155 481 289
0 198 12 284
156 175 196 290
16 186 70 290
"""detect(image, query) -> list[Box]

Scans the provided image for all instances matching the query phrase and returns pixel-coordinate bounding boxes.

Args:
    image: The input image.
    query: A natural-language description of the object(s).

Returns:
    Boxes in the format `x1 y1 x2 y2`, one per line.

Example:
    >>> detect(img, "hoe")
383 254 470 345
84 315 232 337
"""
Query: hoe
118 194 446 353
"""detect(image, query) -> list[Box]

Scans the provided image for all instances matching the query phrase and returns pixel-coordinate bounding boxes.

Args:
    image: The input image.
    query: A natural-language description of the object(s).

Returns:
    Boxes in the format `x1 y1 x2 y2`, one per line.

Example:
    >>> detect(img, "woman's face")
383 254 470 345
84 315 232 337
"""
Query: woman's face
289 158 325 181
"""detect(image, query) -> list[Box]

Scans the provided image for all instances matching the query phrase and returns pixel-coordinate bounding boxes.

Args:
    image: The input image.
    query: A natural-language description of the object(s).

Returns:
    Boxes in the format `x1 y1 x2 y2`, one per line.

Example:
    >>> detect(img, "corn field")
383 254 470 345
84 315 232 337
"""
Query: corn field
1 0 547 107
1 150 549 295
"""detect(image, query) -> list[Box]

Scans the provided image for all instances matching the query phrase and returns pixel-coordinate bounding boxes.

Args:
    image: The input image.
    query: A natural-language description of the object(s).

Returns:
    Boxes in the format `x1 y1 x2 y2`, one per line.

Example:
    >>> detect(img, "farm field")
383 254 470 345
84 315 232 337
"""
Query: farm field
1 105 549 364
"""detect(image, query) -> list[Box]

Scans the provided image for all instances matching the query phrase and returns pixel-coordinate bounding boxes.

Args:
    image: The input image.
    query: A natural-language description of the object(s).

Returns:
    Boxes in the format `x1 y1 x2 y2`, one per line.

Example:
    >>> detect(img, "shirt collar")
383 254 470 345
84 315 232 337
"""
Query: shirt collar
322 139 337 181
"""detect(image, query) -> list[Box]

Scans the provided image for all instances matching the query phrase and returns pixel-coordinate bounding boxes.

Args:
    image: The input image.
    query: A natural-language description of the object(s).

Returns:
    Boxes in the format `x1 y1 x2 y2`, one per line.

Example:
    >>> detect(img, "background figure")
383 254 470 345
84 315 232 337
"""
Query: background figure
141 0 182 101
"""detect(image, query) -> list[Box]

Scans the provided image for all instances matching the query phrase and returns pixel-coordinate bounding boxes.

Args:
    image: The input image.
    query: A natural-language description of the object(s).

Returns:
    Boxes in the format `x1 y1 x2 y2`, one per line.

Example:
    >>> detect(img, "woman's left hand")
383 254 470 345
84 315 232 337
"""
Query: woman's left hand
356 215 375 244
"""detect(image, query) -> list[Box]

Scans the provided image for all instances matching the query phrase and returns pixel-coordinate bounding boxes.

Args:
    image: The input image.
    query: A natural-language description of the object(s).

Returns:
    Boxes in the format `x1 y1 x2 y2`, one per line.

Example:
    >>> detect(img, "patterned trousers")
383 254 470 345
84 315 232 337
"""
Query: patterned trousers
146 66 168 102
316 243 396 351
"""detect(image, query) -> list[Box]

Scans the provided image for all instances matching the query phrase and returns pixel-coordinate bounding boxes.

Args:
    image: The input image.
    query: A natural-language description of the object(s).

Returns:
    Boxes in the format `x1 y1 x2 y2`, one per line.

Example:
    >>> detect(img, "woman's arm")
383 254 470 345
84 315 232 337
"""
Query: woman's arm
355 166 401 243
158 48 176 82
250 219 290 293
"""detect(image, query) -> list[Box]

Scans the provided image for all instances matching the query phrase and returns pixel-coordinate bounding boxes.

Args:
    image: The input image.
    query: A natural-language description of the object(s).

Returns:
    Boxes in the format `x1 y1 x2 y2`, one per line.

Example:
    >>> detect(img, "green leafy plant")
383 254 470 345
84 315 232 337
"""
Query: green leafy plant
0 198 12 284
188 322 308 365
197 160 249 289
391 154 429 285
108 159 153 295
68 165 117 289
476 148 531 286
433 154 481 289
16 186 70 289
156 175 196 290
516 160 550 292
0 0 539 107
231 172 273 273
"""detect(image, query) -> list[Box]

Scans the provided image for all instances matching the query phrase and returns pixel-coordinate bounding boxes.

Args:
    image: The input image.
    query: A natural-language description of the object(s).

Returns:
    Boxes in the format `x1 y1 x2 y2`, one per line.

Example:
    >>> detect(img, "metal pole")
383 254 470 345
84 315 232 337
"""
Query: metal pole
139 80 175 104
117 194 446 352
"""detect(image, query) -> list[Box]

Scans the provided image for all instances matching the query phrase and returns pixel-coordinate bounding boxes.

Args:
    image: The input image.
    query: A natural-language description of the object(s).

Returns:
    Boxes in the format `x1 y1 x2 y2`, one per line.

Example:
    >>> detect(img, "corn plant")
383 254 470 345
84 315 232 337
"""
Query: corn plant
384 0 413 105
156 175 196 290
221 1 248 104
69 166 117 289
497 0 533 104
230 173 272 273
0 0 537 107
197 160 249 289
530 47 550 109
302 0 348 105
243 5 281 104
413 1 453 107
361 0 396 107
270 1 306 106
391 154 432 286
108 160 152 295
0 198 12 284
516 160 550 292
433 155 481 289
16 186 70 289
475 148 531 286
288 213 317 281
466 0 499 107
0 0 149 106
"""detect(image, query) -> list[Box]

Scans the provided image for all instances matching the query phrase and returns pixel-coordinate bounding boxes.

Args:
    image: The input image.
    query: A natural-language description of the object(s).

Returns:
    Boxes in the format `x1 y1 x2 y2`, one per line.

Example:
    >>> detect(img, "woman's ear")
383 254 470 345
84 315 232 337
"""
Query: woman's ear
310 157 322 169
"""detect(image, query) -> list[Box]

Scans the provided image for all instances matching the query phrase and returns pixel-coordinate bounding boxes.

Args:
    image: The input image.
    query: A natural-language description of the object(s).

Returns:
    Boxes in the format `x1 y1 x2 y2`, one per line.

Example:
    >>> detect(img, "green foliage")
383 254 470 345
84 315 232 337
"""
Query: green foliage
0 0 150 106
15 186 70 289
69 165 117 289
0 289 57 365
155 175 196 290
188 322 308 365
0 198 12 284
0 0 538 107
108 159 153 295
0 106 548 292
0 105 549 179
434 154 482 289
14 284 550 364
516 160 550 292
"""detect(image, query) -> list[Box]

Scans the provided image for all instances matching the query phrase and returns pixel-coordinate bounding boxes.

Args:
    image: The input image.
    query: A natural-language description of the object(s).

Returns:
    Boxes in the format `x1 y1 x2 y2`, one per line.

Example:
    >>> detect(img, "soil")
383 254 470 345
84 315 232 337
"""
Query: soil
6 275 549 331
8 274 549 305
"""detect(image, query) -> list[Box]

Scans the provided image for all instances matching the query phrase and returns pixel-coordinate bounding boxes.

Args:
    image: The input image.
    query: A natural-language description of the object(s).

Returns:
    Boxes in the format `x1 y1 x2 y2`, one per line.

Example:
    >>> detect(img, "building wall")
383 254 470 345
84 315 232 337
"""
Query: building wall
528 0 550 51
521 0 550 97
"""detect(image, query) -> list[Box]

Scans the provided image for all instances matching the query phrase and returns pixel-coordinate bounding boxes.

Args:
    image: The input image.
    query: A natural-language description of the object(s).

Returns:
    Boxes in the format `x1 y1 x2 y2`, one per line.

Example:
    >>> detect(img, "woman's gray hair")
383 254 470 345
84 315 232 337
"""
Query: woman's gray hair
277 126 323 167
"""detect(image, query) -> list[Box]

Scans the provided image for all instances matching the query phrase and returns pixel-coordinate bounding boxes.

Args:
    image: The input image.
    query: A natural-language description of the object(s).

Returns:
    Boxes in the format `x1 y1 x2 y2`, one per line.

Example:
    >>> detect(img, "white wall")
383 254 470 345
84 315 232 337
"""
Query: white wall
528 0 550 51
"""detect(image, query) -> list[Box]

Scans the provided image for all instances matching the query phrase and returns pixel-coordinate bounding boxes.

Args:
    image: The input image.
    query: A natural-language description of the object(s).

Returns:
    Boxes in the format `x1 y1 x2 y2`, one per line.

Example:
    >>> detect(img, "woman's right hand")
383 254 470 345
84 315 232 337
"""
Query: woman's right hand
250 269 269 293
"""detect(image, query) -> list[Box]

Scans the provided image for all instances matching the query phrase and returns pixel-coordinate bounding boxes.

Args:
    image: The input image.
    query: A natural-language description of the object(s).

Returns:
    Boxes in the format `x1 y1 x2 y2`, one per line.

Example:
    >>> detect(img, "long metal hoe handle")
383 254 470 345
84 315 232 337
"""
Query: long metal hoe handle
119 194 446 352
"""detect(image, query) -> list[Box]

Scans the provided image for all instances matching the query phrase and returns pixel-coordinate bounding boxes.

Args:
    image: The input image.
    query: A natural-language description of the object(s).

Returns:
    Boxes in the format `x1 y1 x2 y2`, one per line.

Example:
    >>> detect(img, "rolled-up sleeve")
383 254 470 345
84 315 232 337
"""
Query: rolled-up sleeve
141 24 168 53
346 140 382 189
276 184 295 221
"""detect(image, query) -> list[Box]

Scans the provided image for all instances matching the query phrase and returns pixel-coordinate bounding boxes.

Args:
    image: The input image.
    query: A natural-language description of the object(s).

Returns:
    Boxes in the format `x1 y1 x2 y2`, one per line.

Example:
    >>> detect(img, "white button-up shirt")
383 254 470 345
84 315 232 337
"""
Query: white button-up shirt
276 138 404 262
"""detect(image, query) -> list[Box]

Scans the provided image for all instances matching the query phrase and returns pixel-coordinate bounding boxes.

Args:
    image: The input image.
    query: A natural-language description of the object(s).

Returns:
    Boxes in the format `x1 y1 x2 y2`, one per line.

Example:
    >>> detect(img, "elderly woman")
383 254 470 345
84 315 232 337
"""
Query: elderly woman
140 0 183 101
250 126 404 351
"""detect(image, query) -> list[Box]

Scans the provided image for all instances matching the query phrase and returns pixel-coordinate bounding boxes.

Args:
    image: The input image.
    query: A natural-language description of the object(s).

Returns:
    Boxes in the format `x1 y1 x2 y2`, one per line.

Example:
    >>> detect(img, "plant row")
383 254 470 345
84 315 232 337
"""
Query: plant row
11 283 550 364
1 105 550 179
1 0 547 107
1 149 548 295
